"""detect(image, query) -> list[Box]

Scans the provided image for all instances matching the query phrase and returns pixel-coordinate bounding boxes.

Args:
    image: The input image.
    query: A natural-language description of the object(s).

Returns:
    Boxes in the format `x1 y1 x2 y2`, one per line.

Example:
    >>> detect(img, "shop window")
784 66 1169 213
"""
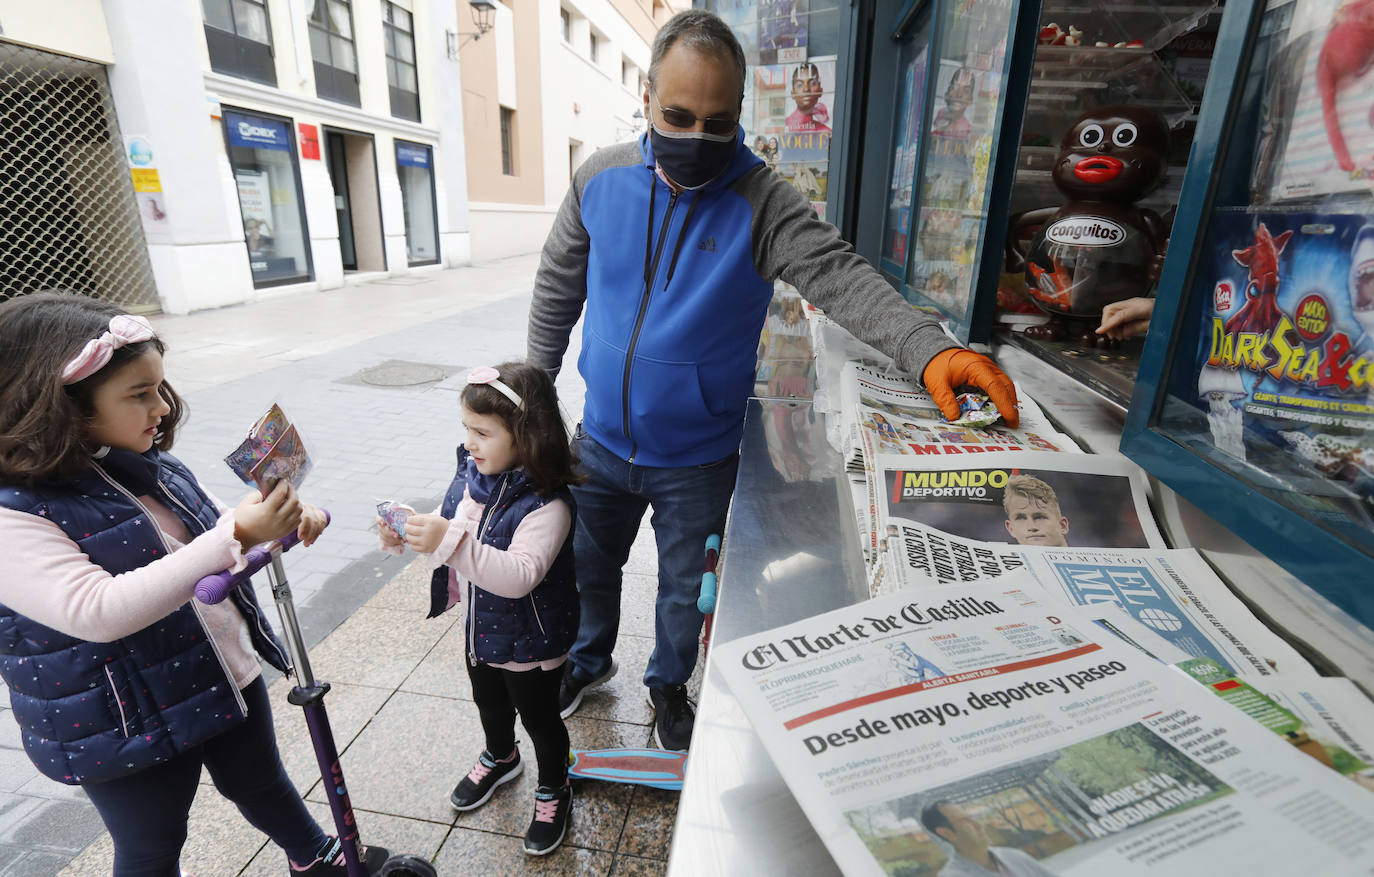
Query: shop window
309 0 360 106
202 0 277 86
395 140 440 266
223 109 313 287
500 107 515 176
383 2 421 122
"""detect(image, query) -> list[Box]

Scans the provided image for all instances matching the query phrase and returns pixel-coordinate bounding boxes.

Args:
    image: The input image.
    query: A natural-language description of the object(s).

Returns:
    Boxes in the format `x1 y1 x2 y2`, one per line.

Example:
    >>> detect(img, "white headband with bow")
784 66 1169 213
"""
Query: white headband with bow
61 315 156 385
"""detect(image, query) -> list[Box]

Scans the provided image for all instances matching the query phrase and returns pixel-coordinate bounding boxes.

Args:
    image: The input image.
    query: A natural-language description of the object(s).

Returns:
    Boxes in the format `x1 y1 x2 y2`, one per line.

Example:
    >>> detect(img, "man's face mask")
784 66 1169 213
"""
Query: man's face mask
649 90 739 190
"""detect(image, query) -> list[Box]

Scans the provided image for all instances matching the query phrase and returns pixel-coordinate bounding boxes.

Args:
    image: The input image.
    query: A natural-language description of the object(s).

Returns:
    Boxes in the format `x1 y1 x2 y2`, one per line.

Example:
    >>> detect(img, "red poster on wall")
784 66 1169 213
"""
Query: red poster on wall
298 123 320 160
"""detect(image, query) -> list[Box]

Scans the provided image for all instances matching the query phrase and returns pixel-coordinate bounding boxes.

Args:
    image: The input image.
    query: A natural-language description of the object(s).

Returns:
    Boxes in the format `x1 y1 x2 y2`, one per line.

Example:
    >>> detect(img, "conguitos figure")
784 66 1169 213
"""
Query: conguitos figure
1006 105 1171 345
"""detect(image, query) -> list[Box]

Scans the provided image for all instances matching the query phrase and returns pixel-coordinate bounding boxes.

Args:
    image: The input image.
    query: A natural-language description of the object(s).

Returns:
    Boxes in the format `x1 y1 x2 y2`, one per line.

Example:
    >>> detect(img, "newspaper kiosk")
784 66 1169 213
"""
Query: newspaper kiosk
673 0 1374 873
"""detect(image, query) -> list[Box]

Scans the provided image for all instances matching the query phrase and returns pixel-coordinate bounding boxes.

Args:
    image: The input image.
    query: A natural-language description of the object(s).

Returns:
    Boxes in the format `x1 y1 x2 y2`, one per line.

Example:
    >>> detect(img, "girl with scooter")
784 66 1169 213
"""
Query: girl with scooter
0 293 389 875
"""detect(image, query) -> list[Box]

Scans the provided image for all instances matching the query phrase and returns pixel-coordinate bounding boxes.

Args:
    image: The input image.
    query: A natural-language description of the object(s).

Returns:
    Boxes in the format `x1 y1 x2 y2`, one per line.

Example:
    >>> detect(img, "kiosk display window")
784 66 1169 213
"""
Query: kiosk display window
1125 0 1374 628
224 109 313 286
879 23 930 276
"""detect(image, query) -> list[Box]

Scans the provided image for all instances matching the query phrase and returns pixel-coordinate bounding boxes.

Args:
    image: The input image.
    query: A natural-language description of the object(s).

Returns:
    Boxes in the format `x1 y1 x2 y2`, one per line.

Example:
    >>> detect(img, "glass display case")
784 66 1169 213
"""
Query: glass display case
872 0 1043 341
864 1 1220 347
1123 0 1374 629
992 1 1219 398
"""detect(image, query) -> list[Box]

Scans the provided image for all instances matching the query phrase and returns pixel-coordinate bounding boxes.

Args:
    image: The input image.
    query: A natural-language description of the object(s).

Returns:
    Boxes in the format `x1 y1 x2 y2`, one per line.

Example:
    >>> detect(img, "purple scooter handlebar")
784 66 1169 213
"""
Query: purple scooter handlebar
194 510 328 604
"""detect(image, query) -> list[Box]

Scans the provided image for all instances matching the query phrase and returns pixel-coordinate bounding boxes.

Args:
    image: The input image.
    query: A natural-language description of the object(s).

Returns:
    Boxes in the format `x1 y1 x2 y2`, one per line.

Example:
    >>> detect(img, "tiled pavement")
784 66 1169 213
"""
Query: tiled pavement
0 255 696 876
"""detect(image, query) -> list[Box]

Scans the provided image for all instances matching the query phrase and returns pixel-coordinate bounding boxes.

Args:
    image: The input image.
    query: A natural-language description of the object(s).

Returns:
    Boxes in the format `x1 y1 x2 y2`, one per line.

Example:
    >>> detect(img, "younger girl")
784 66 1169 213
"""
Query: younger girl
379 361 582 856
0 293 387 876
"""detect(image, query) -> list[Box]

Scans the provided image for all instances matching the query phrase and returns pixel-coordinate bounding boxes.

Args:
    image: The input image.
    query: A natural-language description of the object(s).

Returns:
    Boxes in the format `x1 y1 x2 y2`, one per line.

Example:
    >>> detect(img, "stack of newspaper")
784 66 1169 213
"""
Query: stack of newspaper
723 358 1374 875
836 363 1080 590
717 579 1374 877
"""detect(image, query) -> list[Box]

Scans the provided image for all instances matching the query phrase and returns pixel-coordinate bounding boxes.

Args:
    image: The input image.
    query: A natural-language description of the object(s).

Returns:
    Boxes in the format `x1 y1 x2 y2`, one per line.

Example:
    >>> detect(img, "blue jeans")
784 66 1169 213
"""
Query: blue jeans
569 428 738 689
83 676 328 876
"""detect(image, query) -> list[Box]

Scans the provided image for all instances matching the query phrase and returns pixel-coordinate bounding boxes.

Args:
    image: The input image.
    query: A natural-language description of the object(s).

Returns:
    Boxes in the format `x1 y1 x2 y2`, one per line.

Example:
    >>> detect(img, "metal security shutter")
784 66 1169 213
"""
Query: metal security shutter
0 42 159 312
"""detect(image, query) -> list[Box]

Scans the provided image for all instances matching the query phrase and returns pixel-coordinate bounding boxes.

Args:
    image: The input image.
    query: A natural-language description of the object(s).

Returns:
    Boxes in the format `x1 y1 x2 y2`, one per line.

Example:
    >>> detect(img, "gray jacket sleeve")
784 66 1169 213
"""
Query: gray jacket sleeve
527 165 594 378
735 166 958 381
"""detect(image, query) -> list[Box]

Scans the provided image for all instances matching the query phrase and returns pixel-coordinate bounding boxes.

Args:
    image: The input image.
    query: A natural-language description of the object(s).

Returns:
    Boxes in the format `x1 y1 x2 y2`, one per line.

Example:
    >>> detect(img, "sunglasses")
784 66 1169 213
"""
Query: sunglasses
652 90 739 138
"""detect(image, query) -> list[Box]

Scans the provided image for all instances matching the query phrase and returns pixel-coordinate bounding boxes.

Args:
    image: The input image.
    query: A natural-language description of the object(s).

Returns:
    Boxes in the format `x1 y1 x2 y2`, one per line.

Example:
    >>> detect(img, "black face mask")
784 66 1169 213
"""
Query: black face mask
650 124 738 190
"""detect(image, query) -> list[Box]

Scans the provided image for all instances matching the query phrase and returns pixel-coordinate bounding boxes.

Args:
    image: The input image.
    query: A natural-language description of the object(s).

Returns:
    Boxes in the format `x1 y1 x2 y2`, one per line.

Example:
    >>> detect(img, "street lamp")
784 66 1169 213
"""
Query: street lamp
447 0 498 58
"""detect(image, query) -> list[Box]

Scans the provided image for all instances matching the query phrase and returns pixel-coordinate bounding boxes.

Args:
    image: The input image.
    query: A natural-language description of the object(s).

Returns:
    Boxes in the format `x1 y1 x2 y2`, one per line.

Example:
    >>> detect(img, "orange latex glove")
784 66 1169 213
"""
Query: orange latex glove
922 348 1020 428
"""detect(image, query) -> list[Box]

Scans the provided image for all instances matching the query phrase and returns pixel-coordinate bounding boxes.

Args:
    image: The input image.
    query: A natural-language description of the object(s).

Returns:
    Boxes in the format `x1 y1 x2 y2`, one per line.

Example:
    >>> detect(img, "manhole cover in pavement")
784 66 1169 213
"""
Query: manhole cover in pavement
356 360 449 386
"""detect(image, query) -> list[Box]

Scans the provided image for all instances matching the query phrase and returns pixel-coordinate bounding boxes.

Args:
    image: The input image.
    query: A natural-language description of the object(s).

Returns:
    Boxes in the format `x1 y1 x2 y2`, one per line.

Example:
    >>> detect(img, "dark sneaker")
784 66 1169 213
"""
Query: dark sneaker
289 836 389 874
647 684 695 751
557 658 618 719
449 749 523 811
523 782 573 855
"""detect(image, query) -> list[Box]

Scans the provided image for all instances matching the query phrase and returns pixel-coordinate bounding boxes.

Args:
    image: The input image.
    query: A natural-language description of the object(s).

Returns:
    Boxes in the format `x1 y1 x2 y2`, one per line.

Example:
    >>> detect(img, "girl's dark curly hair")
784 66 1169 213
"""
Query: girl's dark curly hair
460 361 584 496
0 292 186 485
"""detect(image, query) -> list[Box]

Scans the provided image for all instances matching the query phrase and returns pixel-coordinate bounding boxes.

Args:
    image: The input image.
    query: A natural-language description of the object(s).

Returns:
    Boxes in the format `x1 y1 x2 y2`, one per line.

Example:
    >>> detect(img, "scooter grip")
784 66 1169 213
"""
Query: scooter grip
698 533 722 614
698 571 717 614
195 510 327 604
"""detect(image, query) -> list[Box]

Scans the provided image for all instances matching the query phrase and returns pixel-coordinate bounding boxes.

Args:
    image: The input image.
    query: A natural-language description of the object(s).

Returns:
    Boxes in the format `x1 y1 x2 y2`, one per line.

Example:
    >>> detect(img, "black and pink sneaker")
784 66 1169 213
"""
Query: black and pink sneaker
289 836 389 875
523 781 573 855
449 748 523 811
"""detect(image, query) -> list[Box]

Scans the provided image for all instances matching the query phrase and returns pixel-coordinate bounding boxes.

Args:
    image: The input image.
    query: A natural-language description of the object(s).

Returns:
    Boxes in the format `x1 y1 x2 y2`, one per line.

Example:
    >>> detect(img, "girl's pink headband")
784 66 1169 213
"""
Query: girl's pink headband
61 315 156 385
466 366 523 408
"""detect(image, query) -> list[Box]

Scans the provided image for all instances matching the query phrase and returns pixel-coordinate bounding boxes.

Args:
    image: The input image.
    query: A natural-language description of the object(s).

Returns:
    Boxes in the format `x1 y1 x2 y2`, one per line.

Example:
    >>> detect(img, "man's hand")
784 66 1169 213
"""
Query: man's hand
922 348 1020 428
296 502 329 547
404 513 451 555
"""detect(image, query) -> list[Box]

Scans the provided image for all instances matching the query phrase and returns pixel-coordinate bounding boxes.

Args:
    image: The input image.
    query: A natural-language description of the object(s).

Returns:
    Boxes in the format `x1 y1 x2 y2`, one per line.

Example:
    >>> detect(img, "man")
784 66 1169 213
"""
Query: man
920 800 1058 877
1002 475 1070 547
784 62 830 132
527 9 1019 751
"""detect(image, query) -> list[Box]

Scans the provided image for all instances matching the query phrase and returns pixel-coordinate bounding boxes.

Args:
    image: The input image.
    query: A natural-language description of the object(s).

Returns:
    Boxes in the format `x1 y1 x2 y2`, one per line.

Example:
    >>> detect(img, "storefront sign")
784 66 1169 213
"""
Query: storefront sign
130 169 162 192
298 123 321 160
396 142 432 168
226 112 292 152
126 137 153 167
122 135 170 235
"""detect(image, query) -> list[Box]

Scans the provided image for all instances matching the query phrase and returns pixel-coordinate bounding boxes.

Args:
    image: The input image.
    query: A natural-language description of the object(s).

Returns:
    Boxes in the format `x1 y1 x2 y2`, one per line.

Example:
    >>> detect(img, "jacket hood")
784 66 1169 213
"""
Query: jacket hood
638 128 763 192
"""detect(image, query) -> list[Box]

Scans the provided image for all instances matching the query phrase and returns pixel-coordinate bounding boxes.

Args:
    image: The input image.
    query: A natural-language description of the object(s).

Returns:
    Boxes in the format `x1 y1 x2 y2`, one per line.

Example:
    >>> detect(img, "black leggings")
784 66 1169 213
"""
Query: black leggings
466 660 570 787
83 676 328 877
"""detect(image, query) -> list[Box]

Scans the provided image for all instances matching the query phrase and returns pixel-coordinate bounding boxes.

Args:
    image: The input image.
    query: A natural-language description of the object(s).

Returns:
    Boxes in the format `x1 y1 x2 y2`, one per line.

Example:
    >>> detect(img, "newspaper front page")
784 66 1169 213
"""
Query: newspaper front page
843 363 1076 469
874 450 1165 592
715 580 1374 877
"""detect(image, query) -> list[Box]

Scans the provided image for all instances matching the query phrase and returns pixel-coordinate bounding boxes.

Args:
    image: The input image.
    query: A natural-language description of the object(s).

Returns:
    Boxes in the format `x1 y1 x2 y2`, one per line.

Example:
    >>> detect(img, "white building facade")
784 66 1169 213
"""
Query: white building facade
458 0 674 259
0 0 472 314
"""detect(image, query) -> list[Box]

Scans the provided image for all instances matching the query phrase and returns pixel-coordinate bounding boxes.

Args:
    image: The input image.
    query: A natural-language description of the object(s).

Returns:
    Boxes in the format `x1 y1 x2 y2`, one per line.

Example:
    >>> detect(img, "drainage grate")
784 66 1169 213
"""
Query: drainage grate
0 42 158 310
353 359 453 386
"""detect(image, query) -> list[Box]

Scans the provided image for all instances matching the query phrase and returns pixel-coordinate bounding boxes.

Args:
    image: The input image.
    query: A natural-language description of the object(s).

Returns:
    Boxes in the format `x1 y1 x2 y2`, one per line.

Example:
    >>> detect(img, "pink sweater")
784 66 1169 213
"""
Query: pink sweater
0 494 261 688
386 487 572 671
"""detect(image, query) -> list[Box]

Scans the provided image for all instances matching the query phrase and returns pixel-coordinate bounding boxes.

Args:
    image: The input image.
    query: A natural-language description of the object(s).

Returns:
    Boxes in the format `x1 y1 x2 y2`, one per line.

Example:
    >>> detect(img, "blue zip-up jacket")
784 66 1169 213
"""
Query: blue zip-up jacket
427 447 578 664
0 449 289 785
527 130 957 467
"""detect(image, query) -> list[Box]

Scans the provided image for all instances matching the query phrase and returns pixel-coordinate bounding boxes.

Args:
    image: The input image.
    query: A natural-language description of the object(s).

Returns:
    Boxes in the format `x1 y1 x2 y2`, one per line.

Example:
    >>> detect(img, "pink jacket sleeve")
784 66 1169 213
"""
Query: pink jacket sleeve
0 504 248 643
424 495 572 600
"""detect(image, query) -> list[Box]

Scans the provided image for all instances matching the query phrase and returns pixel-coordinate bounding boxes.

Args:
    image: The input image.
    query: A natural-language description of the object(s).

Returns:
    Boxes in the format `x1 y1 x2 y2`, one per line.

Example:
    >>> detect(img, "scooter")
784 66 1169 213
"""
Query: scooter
562 533 723 793
195 519 436 877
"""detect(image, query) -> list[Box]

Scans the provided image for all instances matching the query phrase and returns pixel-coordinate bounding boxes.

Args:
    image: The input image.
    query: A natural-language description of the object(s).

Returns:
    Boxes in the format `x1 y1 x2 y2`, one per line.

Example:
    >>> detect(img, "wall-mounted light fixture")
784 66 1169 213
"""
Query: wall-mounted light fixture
447 0 498 58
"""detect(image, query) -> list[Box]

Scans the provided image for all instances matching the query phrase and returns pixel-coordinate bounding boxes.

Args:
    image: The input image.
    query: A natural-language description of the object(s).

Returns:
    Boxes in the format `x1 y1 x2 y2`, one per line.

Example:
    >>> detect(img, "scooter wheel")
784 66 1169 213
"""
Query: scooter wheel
379 854 438 877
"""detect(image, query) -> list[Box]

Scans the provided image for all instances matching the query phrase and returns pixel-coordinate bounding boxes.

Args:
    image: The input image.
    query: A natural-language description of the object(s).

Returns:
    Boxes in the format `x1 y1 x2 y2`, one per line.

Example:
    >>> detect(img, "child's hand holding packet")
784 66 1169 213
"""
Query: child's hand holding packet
376 500 415 538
